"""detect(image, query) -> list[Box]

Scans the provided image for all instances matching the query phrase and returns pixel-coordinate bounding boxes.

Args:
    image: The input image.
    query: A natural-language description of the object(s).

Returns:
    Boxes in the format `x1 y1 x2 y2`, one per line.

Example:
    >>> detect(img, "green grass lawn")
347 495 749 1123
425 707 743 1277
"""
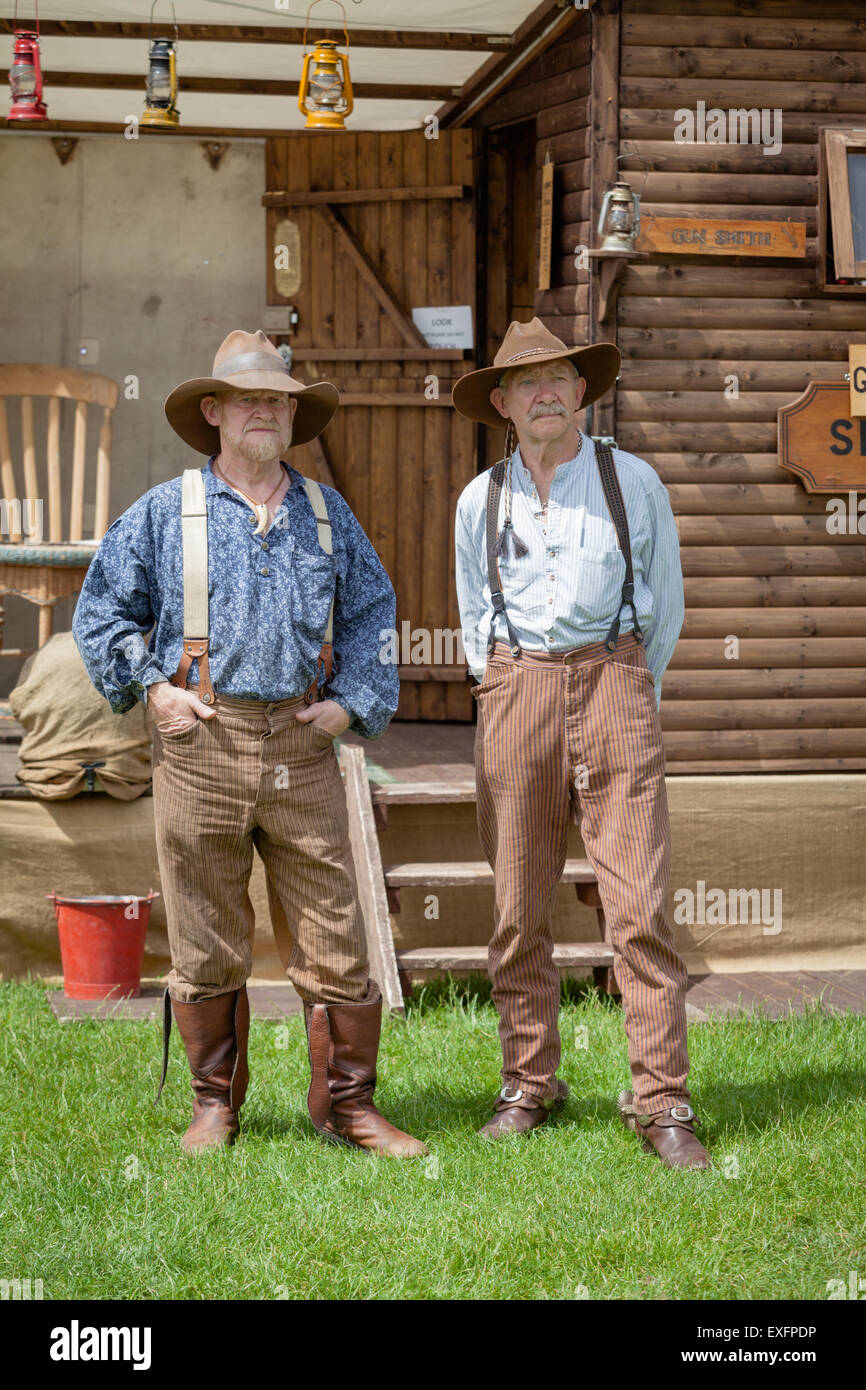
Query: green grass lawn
1 977 863 1301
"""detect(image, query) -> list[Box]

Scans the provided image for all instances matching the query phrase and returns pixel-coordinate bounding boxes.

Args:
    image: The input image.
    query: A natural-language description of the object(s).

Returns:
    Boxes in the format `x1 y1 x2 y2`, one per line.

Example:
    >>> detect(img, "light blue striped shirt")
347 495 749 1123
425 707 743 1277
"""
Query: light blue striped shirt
454 433 684 708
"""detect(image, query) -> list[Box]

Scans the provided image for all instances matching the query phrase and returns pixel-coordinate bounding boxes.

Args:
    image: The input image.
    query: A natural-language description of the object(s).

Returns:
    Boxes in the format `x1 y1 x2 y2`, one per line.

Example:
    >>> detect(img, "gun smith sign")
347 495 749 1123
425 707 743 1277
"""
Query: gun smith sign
778 380 866 492
638 213 807 258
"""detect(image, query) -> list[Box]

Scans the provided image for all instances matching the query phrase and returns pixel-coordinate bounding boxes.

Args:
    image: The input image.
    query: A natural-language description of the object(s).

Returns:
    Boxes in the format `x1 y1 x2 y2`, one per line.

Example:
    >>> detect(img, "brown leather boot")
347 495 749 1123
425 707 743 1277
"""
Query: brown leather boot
479 1079 569 1140
304 986 428 1158
155 986 249 1153
618 1089 710 1169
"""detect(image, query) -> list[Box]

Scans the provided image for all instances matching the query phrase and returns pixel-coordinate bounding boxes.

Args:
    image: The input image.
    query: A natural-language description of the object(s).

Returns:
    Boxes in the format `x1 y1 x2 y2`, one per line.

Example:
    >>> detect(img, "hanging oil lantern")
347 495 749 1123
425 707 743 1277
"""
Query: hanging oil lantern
8 1 48 124
298 0 354 131
597 177 642 253
142 1 180 130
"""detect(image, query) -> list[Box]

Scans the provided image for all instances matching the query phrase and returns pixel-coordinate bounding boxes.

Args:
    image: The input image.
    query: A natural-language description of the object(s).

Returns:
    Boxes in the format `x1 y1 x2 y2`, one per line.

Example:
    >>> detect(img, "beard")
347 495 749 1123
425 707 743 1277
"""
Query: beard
221 419 292 463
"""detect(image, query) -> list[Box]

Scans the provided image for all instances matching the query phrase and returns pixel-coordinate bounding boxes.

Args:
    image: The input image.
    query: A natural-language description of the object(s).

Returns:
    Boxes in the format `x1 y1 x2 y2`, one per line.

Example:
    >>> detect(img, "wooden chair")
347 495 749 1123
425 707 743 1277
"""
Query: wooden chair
0 364 118 659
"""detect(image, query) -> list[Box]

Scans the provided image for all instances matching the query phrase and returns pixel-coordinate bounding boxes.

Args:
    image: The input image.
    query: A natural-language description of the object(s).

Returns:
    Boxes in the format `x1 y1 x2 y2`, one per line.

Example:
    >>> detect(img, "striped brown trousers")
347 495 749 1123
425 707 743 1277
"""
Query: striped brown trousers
473 632 690 1115
151 693 370 1005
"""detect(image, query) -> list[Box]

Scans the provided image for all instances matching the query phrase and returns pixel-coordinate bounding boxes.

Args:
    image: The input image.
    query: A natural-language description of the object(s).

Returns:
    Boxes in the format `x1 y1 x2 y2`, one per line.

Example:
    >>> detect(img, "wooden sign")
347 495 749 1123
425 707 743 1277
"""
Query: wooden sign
778 381 866 492
849 346 866 417
537 154 554 292
637 213 807 258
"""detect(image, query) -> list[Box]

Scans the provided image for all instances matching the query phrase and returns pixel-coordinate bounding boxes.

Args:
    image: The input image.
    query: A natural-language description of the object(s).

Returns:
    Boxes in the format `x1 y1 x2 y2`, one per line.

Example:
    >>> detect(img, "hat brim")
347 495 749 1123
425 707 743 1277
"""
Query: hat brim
164 372 340 453
451 343 621 427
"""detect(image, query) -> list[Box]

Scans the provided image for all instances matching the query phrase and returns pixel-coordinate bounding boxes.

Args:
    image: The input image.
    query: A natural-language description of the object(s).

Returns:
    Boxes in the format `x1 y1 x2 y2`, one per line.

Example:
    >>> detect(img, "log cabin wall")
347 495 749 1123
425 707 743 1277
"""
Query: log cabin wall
477 11 592 468
615 0 866 772
474 0 866 773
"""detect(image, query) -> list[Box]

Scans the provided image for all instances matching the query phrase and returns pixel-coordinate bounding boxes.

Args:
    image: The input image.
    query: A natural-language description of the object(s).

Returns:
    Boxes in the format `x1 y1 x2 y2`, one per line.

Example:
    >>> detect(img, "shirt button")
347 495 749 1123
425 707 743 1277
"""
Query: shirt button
261 541 269 551
547 597 553 604
249 516 256 524
261 566 269 576
548 573 555 580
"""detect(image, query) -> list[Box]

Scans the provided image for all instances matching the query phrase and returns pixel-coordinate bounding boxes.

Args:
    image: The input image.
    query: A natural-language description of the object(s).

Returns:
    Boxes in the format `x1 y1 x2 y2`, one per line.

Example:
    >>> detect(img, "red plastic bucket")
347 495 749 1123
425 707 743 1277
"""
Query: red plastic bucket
47 890 160 1000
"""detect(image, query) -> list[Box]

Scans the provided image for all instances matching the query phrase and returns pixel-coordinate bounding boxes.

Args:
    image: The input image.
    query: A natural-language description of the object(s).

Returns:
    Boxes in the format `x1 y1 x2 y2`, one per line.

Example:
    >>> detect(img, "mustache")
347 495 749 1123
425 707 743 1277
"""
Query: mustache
528 403 568 419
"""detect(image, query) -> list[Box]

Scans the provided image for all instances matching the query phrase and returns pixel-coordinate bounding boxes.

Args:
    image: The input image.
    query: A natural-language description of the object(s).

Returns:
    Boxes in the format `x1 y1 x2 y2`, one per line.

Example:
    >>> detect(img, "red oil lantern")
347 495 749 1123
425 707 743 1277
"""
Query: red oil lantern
8 28 48 123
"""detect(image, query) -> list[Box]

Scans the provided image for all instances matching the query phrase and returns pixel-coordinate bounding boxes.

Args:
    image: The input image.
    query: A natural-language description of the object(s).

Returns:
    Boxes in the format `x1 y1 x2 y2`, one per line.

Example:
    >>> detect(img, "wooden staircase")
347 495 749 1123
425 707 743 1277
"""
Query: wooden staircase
339 748 617 1016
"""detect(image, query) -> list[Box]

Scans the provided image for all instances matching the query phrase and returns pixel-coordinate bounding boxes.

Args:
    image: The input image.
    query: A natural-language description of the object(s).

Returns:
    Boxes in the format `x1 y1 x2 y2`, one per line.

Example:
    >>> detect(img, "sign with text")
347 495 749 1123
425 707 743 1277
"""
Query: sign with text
638 213 807 258
412 305 474 350
537 156 554 292
778 380 866 492
849 345 866 417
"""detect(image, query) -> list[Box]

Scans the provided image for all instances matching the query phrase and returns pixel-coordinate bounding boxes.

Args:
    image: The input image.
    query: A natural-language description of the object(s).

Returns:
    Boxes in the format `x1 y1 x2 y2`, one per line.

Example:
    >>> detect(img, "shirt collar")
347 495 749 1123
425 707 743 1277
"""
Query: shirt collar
514 431 587 486
204 456 304 498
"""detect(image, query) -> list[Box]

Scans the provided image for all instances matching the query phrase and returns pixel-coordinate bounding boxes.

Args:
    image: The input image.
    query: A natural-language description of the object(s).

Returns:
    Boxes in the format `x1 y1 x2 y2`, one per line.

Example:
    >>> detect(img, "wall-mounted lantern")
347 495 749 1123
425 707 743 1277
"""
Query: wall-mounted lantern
597 177 642 253
298 1 354 131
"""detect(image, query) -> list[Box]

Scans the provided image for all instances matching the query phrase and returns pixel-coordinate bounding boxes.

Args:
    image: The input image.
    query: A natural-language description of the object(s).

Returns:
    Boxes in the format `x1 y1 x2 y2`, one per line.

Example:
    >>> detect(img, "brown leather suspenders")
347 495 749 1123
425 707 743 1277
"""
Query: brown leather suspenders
484 437 644 658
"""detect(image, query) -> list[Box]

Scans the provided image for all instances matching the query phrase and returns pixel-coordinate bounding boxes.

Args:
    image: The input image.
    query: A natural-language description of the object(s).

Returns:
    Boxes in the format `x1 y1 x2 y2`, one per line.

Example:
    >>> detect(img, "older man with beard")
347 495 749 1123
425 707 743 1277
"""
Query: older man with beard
73 329 426 1160
452 319 708 1168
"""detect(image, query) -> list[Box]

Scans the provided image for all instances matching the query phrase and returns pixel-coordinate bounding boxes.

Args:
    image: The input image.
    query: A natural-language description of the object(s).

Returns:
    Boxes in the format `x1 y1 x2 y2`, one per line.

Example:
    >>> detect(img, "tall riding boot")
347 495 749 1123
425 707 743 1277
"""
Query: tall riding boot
304 986 428 1158
156 986 250 1153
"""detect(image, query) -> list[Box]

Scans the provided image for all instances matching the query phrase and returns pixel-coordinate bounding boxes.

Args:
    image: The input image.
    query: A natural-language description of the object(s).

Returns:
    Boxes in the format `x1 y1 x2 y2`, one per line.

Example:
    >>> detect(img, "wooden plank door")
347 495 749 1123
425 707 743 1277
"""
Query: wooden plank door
263 130 477 722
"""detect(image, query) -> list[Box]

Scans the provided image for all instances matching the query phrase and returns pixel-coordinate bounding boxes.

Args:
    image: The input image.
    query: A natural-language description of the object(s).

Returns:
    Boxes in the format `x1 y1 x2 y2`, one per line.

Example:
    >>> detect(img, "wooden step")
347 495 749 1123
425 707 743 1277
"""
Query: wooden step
396 943 614 971
371 779 476 806
384 858 598 888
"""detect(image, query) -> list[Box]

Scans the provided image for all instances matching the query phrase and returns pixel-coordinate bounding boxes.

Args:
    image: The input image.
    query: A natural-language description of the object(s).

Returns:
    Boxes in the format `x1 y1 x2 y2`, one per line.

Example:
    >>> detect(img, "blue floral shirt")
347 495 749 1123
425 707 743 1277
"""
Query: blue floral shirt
72 458 399 740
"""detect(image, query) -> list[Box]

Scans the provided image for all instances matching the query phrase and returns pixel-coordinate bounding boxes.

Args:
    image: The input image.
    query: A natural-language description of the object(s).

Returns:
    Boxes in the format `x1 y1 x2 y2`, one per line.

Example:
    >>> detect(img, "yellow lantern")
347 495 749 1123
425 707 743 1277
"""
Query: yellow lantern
298 0 353 131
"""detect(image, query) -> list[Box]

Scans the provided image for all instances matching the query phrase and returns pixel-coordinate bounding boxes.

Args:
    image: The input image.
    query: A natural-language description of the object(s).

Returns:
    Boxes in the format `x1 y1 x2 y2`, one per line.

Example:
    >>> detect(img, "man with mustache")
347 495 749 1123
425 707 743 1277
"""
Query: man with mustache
452 319 708 1168
73 329 427 1159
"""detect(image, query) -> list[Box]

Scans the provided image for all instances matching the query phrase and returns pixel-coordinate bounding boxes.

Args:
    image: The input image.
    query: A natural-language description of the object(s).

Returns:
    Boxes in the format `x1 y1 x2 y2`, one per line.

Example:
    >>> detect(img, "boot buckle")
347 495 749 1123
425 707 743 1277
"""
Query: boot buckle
500 1086 524 1104
670 1103 695 1122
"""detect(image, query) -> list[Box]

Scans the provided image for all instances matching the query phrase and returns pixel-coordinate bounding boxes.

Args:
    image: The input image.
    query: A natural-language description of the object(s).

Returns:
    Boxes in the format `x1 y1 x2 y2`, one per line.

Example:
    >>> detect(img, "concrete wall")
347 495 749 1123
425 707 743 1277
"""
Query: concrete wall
0 132 266 695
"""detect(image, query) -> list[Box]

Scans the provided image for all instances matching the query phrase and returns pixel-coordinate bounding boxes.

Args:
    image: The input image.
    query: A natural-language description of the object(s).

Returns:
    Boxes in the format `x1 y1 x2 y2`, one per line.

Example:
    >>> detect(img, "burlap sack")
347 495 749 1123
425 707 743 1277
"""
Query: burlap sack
8 631 152 800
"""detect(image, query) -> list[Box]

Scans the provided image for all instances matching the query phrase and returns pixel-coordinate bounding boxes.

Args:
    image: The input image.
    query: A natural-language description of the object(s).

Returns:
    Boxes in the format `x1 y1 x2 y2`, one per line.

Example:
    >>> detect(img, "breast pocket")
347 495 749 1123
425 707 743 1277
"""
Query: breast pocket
291 543 337 646
570 547 626 624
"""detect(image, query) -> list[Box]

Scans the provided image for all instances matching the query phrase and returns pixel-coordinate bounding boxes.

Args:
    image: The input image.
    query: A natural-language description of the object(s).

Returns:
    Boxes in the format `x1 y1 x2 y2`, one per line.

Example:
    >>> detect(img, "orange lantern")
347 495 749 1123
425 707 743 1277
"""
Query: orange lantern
298 0 354 131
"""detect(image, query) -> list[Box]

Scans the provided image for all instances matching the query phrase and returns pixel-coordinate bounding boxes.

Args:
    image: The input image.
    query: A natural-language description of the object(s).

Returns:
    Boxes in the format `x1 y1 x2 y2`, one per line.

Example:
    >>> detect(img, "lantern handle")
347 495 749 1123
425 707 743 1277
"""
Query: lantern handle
13 0 41 39
149 0 178 42
303 0 350 52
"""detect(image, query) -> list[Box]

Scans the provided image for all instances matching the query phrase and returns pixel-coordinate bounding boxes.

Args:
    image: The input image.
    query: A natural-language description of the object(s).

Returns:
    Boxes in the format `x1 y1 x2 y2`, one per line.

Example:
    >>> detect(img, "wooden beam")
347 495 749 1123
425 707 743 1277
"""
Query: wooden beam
263 185 470 207
588 0 621 441
339 744 404 1017
7 71 454 102
290 347 465 361
315 204 428 349
0 20 511 51
338 394 451 407
438 0 577 128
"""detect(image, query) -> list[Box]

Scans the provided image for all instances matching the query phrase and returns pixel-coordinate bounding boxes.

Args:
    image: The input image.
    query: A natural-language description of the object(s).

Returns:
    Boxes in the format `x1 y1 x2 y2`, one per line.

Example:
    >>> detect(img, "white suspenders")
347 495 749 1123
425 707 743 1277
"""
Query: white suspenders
169 468 335 705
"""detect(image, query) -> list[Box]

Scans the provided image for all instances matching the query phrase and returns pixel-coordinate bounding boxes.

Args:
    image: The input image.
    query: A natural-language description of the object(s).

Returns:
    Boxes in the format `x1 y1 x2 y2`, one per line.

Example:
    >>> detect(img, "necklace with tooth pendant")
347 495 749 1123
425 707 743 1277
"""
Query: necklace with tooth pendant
215 461 288 535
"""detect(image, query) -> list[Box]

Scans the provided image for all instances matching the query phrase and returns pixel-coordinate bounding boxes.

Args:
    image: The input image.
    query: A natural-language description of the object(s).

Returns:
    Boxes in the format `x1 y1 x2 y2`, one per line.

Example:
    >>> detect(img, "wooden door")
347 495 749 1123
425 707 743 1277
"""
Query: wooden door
263 130 477 722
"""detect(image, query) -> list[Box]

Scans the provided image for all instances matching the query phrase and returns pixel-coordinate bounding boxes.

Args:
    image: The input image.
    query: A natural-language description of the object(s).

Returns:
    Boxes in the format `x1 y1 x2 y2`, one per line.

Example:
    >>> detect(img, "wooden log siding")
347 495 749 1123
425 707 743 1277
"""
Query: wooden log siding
480 18 592 467
612 0 866 772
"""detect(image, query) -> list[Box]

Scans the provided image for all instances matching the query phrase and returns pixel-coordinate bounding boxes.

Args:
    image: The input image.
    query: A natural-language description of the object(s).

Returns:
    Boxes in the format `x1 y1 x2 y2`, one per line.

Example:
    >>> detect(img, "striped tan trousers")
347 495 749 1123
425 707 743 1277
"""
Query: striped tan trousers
151 693 370 1005
473 633 690 1115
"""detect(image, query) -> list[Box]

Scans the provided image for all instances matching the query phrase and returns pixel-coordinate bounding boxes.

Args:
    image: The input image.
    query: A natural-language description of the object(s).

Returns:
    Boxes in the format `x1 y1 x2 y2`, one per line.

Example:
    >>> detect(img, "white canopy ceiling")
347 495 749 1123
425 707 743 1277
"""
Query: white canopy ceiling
1 0 543 131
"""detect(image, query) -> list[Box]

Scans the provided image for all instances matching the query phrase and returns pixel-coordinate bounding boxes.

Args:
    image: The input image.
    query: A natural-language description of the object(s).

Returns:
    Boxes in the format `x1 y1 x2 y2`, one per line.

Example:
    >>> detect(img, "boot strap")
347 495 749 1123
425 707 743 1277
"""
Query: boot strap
154 986 173 1106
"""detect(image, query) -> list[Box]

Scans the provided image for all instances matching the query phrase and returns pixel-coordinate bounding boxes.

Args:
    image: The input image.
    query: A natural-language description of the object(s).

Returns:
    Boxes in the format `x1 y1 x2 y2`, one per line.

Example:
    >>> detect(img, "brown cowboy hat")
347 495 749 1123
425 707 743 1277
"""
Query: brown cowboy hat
164 329 339 454
451 317 621 427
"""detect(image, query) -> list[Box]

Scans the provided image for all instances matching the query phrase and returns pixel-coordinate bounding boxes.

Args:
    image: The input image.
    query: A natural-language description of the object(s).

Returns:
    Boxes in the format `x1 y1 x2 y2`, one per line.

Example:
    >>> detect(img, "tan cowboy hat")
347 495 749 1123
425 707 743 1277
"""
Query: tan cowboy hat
451 317 621 427
164 328 339 453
